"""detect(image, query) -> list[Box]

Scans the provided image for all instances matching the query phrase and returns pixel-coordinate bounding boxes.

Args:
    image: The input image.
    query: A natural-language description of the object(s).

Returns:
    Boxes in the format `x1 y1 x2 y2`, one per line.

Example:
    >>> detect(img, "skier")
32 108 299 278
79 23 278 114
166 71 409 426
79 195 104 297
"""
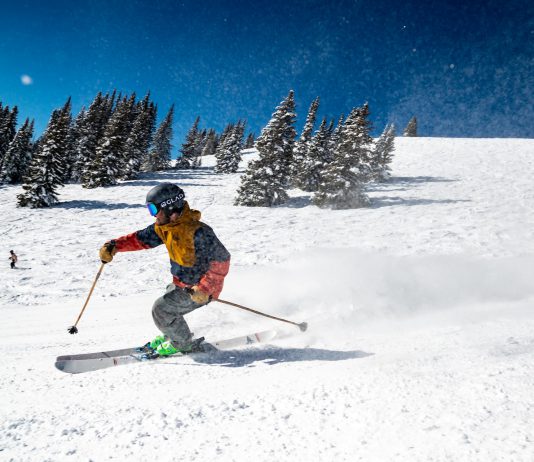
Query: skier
9 250 18 269
99 183 230 356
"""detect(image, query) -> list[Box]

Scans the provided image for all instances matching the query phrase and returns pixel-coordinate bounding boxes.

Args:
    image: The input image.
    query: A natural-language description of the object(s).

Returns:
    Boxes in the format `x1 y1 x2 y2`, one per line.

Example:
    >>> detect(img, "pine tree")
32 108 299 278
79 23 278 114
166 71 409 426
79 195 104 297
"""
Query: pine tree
122 93 157 179
312 107 370 209
215 121 245 173
218 123 232 149
0 104 8 163
144 104 174 172
0 104 10 175
352 102 374 180
201 129 217 157
327 114 344 163
72 93 109 182
297 118 331 192
403 116 417 136
327 119 335 135
372 124 396 181
0 118 34 184
83 95 134 188
214 123 234 161
0 105 18 171
192 128 207 168
18 100 72 207
244 132 255 149
178 116 200 168
63 108 85 183
235 91 297 206
293 97 319 187
10 106 19 141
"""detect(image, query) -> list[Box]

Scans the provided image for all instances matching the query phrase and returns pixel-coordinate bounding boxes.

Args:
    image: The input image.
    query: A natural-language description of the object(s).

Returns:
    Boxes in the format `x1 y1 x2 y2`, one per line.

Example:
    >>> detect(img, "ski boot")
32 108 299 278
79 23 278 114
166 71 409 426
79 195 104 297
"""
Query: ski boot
154 337 206 357
136 334 167 358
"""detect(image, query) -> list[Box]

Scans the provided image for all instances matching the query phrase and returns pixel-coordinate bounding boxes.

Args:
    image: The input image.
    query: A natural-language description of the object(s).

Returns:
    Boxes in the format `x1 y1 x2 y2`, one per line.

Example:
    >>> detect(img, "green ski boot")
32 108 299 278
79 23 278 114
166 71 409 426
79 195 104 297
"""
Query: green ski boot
138 334 166 355
155 340 180 357
149 334 166 350
155 337 206 357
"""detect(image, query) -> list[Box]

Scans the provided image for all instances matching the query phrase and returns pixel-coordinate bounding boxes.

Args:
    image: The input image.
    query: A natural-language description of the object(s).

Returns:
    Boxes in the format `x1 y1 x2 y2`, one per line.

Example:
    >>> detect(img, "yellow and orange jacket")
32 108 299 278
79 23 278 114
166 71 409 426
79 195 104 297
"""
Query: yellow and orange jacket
113 202 230 298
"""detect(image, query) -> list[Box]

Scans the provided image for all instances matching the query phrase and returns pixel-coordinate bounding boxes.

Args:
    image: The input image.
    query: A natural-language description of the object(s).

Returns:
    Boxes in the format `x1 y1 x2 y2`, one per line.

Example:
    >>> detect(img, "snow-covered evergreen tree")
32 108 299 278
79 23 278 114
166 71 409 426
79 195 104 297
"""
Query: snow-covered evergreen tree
403 116 417 136
215 121 245 173
0 118 34 184
82 95 134 188
327 114 344 161
72 93 109 182
244 132 255 149
144 104 174 172
293 97 320 188
191 128 207 168
201 129 217 157
218 123 232 149
177 116 200 169
297 118 331 192
122 93 157 179
352 102 374 180
18 100 72 207
312 107 370 209
62 108 84 183
235 91 296 206
0 105 18 172
215 123 234 160
371 123 396 181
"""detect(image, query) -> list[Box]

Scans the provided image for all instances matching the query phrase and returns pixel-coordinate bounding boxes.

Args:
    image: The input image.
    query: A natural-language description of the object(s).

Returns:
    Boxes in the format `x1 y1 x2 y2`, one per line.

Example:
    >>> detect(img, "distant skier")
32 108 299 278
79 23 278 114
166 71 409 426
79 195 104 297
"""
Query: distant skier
9 250 17 269
99 183 231 356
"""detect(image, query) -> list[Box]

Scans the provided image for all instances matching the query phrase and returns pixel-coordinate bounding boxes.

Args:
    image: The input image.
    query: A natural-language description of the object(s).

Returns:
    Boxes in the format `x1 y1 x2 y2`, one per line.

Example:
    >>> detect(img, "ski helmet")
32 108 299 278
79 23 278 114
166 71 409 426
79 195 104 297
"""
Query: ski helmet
146 183 185 217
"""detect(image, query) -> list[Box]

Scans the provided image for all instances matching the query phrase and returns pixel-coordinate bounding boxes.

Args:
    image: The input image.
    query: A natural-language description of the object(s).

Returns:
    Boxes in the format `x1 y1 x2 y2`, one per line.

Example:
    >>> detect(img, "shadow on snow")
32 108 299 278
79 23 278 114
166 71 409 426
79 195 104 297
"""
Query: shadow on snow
370 196 470 208
114 168 219 188
161 347 373 368
56 200 145 211
390 175 458 184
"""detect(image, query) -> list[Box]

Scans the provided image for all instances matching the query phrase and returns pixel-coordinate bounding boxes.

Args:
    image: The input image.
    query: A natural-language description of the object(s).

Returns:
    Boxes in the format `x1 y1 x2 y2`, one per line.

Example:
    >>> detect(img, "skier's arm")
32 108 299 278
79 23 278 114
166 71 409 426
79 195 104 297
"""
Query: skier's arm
114 223 163 252
100 224 163 262
196 260 230 298
194 227 231 299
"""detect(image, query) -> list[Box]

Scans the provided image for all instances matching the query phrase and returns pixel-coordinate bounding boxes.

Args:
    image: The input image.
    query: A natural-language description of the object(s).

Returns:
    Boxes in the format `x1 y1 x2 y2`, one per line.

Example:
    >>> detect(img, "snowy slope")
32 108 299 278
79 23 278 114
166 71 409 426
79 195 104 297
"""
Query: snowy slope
1 137 534 461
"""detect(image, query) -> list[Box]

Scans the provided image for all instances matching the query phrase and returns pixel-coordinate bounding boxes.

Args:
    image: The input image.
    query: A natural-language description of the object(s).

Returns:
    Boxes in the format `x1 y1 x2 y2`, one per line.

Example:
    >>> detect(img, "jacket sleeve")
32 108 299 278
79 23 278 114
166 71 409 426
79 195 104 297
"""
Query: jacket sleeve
114 223 163 252
194 226 231 298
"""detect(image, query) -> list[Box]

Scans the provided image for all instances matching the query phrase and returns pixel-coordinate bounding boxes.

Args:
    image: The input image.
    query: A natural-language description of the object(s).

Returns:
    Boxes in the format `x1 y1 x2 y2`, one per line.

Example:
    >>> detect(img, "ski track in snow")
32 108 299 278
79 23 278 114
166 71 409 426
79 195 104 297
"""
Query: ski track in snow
1 138 534 461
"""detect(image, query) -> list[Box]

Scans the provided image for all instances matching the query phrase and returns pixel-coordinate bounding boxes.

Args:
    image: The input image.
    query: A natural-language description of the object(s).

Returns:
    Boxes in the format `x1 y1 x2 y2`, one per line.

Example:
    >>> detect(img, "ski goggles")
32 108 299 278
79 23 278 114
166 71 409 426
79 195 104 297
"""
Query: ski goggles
146 202 159 217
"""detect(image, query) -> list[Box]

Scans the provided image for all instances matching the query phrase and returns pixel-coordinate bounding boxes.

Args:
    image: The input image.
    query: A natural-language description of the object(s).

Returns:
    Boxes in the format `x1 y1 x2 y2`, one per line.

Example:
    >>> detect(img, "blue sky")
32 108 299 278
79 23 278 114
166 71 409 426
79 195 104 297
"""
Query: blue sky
1 0 532 154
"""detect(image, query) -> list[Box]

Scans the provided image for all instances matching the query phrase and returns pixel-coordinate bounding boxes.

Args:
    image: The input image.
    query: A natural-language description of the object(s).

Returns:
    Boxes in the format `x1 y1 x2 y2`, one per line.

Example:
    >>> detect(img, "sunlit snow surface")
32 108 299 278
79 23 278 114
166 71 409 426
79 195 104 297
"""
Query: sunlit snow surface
1 138 534 461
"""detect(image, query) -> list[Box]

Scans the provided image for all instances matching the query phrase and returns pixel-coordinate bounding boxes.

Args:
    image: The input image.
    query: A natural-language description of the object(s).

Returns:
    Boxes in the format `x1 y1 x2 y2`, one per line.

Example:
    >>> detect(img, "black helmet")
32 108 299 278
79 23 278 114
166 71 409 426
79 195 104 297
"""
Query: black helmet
146 183 185 217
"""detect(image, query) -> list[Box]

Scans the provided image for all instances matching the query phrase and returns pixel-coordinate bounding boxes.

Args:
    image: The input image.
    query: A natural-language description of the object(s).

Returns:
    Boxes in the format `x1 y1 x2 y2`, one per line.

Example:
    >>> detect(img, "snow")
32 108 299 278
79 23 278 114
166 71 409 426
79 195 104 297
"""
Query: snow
1 137 534 461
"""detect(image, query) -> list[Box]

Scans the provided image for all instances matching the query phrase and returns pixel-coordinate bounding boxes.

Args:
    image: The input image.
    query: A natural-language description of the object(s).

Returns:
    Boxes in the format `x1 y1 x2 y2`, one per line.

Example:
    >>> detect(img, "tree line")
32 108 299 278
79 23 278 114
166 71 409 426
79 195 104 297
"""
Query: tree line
0 90 410 209
235 91 397 209
0 92 254 207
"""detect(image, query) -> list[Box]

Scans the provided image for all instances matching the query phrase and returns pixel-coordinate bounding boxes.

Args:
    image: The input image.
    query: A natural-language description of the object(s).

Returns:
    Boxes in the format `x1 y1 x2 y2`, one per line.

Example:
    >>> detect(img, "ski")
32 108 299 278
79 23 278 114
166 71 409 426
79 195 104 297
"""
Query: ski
55 329 278 374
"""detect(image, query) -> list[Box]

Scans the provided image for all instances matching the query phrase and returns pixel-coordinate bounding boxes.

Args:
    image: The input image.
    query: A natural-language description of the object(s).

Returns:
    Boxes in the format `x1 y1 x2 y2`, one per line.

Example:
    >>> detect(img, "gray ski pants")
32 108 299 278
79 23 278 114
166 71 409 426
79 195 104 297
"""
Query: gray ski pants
152 284 208 347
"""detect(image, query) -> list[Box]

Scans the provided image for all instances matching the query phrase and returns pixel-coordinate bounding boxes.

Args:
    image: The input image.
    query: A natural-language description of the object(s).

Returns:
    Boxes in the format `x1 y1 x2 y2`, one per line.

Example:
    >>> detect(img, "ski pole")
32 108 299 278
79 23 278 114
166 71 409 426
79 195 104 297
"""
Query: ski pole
214 298 308 332
68 262 105 334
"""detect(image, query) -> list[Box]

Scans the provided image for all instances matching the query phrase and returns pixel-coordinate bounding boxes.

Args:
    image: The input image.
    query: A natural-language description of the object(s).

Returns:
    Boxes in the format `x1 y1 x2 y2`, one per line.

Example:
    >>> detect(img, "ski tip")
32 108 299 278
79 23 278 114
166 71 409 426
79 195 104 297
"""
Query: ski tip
55 361 83 374
54 361 67 372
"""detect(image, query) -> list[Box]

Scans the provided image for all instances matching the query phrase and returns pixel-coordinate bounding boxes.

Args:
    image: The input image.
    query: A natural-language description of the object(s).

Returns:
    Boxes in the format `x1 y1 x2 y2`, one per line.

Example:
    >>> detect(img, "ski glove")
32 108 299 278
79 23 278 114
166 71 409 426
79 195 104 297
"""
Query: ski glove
99 241 117 263
190 285 210 304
